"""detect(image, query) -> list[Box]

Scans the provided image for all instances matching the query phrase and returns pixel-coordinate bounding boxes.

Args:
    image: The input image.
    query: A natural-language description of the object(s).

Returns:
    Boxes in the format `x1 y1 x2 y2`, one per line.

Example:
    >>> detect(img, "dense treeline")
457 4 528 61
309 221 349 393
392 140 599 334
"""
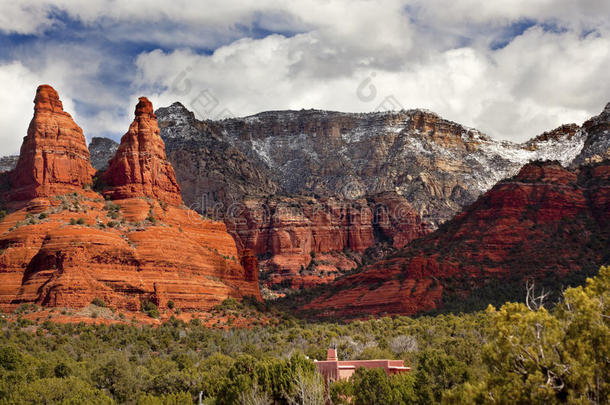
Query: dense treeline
0 267 607 404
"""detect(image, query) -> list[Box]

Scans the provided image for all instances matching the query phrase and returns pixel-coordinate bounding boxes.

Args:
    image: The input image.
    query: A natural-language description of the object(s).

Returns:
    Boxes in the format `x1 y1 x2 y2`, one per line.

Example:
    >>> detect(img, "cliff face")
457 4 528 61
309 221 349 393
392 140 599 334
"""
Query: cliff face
149 103 605 291
101 98 182 206
1 136 118 174
225 194 428 289
303 161 610 318
156 103 279 214
86 101 610 293
157 106 590 227
0 198 260 311
89 137 118 171
573 103 610 166
0 87 260 313
6 85 95 202
0 156 18 173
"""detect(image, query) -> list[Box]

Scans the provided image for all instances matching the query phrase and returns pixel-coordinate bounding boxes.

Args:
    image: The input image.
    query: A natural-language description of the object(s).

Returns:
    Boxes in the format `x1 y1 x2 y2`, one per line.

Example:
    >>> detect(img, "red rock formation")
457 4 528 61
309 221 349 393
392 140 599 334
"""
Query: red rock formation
0 88 260 314
304 161 610 318
407 109 482 151
5 85 95 202
101 97 182 206
371 193 430 248
0 200 260 311
240 249 259 283
226 194 428 289
226 196 371 289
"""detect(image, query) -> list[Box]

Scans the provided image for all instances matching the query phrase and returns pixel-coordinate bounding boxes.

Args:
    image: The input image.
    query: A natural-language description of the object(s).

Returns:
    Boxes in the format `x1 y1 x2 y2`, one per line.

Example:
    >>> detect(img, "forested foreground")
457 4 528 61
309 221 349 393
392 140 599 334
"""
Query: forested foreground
0 267 608 404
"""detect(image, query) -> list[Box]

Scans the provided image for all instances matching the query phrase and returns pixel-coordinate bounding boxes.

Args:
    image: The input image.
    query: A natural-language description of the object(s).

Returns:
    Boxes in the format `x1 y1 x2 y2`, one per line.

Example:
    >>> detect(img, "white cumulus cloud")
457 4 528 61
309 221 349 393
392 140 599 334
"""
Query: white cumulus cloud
134 25 610 142
0 0 609 155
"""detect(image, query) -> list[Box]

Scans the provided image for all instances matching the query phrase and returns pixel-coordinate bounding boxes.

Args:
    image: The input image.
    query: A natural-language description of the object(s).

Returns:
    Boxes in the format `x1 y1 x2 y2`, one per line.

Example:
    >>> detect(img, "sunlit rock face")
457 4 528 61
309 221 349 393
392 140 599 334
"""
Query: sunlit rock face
303 161 610 318
102 97 182 206
144 102 602 290
6 85 95 202
0 88 261 314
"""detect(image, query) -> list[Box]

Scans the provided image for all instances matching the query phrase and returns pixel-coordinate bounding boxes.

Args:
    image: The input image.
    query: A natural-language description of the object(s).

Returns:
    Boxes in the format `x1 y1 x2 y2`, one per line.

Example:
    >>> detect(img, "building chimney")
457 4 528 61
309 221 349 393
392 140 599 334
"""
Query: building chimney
327 348 338 361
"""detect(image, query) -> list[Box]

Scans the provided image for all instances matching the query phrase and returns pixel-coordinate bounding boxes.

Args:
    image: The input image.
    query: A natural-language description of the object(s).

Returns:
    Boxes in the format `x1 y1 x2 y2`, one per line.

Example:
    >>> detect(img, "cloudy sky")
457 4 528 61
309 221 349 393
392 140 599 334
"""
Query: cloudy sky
1 0 609 156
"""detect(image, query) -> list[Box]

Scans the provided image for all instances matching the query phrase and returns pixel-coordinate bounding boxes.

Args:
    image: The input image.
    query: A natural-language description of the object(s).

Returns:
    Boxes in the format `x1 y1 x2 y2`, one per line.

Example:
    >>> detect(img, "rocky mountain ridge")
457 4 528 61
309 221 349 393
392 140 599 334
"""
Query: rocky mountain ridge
89 137 118 171
0 156 18 173
5 101 605 293
156 103 597 226
302 160 610 317
0 85 260 314
150 102 608 291
572 102 610 166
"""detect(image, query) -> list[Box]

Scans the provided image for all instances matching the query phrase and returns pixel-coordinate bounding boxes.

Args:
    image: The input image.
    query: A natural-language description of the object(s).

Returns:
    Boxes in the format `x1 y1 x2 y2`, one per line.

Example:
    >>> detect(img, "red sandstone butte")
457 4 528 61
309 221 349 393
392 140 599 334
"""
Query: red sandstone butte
0 87 260 314
304 161 610 318
102 97 182 206
7 85 95 202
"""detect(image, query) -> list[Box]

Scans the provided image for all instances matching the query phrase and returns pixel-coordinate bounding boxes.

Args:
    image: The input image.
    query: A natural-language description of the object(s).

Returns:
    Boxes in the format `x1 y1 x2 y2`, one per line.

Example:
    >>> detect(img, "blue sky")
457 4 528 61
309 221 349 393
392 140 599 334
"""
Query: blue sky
0 0 609 155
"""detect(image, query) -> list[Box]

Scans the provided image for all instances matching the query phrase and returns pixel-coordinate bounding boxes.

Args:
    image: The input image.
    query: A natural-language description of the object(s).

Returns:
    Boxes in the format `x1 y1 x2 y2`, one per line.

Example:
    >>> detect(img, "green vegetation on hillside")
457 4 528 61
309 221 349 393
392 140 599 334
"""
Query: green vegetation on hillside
0 267 607 404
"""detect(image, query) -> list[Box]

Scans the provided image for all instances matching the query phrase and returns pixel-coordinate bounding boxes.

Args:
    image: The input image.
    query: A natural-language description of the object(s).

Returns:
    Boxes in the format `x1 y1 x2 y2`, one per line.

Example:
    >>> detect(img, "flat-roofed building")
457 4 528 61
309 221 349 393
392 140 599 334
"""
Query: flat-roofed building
314 348 410 381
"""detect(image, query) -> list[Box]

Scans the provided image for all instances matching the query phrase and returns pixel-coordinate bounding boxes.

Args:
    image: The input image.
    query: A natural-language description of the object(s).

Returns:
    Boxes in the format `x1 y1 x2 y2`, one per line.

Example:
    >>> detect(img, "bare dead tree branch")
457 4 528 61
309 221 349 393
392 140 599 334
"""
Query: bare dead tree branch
525 279 549 311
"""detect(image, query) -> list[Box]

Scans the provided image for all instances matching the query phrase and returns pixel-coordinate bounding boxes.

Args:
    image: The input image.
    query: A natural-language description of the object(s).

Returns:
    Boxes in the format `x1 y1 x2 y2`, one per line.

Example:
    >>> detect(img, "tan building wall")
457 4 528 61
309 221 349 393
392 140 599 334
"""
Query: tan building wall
314 349 410 382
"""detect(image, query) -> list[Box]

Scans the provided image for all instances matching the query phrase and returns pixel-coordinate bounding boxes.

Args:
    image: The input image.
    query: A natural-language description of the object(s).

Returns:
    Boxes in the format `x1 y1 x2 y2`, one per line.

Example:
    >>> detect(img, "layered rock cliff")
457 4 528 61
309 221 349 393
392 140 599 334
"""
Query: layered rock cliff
89 137 118 171
573 103 610 166
302 161 610 318
149 103 608 291
156 102 279 213
0 86 260 313
5 85 96 202
156 105 591 227
83 101 609 292
101 98 182 206
225 194 427 289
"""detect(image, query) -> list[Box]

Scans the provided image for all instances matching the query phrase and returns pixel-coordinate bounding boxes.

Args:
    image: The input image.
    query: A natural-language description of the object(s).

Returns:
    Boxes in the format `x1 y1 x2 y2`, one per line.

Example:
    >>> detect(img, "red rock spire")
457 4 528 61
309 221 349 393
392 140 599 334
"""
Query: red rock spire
101 97 182 205
7 85 95 201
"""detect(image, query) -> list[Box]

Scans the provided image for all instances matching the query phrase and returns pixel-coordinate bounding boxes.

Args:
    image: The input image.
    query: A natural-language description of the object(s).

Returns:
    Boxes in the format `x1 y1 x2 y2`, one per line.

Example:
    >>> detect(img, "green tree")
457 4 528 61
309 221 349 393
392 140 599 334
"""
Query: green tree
482 266 609 404
54 362 71 378
92 353 151 403
330 379 354 405
351 367 396 405
7 377 114 404
413 349 470 403
217 355 259 405
391 372 417 405
0 345 22 371
137 391 193 405
141 300 160 318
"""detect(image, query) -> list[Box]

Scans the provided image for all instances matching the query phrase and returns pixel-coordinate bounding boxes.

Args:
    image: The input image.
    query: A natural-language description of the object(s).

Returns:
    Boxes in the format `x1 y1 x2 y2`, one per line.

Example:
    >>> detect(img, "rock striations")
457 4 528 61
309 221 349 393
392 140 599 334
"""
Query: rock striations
155 105 593 228
6 85 96 202
101 97 182 206
303 160 610 318
0 86 260 314
89 137 118 171
148 102 609 291
573 103 610 166
226 194 428 289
